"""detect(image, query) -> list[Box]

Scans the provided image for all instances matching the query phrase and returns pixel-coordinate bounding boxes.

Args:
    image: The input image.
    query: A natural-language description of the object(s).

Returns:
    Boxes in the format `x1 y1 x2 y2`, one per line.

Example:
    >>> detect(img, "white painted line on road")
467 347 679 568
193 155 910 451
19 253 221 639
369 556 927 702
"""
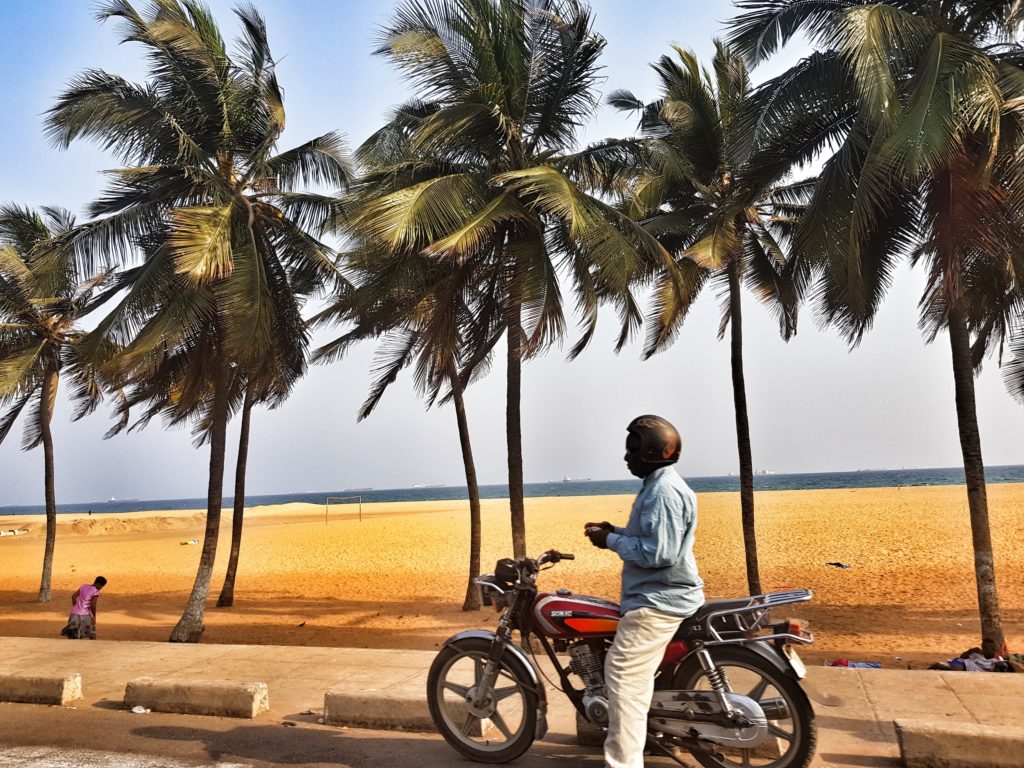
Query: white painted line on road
0 747 248 768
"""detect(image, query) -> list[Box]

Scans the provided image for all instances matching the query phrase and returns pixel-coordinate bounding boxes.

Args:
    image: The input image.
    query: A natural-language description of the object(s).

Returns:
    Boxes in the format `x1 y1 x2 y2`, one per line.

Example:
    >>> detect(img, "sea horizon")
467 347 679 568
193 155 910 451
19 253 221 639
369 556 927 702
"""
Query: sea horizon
3 464 1024 517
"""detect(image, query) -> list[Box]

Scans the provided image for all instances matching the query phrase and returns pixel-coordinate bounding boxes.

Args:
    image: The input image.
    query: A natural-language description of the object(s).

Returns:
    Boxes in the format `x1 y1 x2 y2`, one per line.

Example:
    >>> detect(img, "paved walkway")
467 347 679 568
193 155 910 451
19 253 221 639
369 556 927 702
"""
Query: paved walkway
2 637 1023 767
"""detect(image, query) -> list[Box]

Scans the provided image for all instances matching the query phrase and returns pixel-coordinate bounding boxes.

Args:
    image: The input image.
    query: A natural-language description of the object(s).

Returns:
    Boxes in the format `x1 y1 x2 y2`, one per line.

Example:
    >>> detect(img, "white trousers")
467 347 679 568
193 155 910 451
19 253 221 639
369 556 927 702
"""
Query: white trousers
603 606 684 768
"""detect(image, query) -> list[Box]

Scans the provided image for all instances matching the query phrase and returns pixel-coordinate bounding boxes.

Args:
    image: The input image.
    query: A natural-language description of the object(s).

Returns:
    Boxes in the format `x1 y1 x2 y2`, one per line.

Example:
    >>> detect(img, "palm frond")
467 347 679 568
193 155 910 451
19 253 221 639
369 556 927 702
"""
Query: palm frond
523 0 605 152
881 33 1001 177
831 3 934 131
0 342 45 398
358 328 420 421
217 237 273 364
642 259 710 358
0 391 31 446
728 0 873 65
1004 318 1024 403
423 192 531 260
353 174 486 251
266 132 353 191
168 205 235 285
683 216 742 271
20 371 58 451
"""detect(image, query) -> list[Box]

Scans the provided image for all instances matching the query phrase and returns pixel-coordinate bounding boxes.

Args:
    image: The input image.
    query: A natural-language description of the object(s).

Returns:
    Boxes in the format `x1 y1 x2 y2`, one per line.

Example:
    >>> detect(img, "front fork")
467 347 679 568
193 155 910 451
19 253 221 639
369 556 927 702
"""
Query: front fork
471 601 518 709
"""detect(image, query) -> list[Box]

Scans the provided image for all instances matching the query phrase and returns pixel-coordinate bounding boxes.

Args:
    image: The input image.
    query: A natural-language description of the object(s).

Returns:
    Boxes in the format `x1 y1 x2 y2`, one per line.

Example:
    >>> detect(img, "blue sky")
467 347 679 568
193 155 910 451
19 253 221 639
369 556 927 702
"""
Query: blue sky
1 0 1021 505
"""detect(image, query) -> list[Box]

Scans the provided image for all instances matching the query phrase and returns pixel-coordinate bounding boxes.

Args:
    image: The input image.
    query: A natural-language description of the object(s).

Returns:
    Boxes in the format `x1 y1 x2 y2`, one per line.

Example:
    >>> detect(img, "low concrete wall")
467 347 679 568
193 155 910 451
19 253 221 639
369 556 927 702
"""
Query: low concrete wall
124 678 269 718
0 672 82 706
895 718 1024 768
323 689 434 731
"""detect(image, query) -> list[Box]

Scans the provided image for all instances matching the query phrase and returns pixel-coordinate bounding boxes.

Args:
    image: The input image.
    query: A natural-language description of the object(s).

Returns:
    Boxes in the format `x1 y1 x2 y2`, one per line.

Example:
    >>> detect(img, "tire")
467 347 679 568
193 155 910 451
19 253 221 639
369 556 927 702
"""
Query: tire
666 645 816 768
426 636 538 763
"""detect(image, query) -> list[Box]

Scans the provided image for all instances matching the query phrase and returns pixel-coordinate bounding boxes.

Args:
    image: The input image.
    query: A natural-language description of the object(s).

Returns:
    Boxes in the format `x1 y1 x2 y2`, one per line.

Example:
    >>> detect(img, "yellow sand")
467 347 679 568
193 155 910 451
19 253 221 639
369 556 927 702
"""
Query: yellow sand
1 485 1021 664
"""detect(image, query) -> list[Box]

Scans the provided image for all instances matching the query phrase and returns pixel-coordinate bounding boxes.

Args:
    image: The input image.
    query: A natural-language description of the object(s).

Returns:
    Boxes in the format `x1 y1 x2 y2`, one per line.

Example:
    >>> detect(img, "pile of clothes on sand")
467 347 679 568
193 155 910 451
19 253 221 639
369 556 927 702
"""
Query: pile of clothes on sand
825 639 1024 672
928 639 1024 673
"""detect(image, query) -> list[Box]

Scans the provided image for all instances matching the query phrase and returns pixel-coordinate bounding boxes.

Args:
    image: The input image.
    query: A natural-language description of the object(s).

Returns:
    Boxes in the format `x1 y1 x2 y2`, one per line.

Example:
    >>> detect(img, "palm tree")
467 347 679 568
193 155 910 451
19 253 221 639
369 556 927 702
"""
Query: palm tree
0 205 110 602
217 334 306 608
361 0 674 558
313 246 502 610
730 0 1024 650
105 323 305 612
46 0 349 641
608 43 802 596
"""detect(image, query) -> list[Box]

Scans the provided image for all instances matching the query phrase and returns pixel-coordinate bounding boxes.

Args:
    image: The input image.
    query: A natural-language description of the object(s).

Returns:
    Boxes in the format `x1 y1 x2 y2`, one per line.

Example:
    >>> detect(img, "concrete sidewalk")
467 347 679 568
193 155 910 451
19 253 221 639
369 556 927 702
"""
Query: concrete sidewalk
2 637 1023 767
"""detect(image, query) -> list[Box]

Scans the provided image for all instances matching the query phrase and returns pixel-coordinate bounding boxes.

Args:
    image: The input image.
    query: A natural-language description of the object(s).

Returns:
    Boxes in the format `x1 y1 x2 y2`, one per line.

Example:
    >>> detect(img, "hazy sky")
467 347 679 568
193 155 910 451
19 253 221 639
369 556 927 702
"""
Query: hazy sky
1 0 1022 506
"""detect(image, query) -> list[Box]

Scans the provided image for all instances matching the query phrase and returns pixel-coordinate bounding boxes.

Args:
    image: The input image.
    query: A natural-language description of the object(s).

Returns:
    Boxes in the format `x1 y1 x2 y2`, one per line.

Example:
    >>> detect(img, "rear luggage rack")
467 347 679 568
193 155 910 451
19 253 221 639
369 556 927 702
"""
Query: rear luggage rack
702 589 814 646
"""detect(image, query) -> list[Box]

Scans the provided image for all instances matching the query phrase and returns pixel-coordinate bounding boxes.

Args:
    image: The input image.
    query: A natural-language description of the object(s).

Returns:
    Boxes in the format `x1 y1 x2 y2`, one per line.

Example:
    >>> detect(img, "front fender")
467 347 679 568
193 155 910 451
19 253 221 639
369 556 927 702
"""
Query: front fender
444 630 549 739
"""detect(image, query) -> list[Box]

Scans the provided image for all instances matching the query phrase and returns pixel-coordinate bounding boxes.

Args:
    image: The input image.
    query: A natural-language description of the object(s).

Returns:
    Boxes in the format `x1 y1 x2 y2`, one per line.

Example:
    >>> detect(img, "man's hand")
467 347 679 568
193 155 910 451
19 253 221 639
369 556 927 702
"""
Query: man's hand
585 524 611 549
584 521 613 533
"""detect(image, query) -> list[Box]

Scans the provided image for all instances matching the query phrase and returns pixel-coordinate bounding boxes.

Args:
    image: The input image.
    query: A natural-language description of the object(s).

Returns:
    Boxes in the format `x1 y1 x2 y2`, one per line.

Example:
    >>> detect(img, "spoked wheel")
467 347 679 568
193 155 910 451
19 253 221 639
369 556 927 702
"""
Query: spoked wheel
427 636 538 763
668 645 816 768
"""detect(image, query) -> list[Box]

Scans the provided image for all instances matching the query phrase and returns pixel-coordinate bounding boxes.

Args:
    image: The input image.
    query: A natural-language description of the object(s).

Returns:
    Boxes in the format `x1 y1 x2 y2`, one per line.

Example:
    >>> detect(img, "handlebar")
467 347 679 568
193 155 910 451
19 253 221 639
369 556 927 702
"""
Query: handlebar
539 549 574 565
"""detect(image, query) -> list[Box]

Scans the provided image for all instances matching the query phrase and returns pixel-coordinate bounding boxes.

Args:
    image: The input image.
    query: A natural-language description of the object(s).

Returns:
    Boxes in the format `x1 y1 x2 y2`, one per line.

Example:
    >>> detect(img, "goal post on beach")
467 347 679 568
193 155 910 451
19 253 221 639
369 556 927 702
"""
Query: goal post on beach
324 496 362 523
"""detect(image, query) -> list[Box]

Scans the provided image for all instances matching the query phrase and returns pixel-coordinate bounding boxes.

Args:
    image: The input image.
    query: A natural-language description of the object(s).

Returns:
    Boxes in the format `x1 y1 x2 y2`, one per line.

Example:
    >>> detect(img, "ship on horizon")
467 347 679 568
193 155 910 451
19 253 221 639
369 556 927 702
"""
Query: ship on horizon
412 483 446 489
562 475 591 482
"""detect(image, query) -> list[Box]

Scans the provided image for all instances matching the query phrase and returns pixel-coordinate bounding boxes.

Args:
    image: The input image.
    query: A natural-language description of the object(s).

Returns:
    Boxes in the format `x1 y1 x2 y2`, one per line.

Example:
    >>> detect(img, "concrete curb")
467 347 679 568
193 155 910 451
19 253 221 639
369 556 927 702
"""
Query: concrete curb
323 689 434 731
124 678 269 718
895 718 1024 768
0 672 82 706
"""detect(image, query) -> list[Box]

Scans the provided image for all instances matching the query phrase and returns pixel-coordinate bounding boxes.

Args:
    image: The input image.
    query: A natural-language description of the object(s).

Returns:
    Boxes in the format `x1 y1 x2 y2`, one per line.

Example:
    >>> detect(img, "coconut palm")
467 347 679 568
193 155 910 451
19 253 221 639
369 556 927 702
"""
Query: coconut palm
608 43 802 596
103 302 307 611
46 0 349 641
729 0 1024 649
0 204 110 602
216 332 307 608
313 244 502 611
362 0 674 558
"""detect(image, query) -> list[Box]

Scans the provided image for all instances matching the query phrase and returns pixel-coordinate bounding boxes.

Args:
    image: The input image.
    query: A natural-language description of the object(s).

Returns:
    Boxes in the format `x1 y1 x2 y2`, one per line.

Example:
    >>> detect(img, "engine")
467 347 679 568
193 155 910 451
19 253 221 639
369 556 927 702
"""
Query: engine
569 642 609 725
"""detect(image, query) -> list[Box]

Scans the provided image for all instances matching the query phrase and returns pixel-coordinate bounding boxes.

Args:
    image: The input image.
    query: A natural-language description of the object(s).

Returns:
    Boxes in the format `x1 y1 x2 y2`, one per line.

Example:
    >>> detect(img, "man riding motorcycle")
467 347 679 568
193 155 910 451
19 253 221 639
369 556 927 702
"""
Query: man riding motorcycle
585 414 704 768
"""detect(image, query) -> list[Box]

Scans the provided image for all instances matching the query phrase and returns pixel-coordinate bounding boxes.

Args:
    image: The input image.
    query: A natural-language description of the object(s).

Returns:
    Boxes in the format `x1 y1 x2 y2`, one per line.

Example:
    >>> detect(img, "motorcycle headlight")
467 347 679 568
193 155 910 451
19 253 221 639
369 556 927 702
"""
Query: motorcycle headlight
494 558 518 586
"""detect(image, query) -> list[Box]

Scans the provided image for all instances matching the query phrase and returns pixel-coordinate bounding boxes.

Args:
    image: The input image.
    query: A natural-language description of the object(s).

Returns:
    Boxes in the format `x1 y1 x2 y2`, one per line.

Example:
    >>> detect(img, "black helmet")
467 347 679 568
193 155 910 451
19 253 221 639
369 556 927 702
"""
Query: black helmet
626 415 681 470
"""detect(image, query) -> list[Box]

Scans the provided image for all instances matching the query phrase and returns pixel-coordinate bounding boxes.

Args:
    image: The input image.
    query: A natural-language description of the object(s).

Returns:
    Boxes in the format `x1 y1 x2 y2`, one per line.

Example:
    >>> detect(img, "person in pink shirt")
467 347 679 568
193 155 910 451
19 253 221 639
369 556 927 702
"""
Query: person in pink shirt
60 576 106 640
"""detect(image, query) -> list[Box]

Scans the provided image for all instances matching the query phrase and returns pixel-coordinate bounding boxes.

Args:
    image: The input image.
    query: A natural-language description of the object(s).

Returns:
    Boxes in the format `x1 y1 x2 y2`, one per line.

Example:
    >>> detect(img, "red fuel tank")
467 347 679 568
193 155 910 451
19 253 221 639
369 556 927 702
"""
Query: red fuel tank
532 591 621 639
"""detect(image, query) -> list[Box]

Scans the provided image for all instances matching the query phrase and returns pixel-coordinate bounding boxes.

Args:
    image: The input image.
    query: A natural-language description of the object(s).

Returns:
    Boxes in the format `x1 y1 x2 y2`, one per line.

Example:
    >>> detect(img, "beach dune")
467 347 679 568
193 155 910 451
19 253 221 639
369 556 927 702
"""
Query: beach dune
1 484 1021 664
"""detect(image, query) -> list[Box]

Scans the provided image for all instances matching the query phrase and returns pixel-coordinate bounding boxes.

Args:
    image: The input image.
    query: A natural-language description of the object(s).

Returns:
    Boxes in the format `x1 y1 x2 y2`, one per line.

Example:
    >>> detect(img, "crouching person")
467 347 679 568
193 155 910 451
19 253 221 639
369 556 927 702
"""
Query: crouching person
61 576 107 639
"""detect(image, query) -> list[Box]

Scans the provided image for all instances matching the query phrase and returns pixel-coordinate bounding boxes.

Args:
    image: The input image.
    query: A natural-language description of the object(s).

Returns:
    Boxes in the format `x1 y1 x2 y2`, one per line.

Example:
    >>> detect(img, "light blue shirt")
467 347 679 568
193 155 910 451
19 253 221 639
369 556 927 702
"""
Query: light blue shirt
605 465 704 617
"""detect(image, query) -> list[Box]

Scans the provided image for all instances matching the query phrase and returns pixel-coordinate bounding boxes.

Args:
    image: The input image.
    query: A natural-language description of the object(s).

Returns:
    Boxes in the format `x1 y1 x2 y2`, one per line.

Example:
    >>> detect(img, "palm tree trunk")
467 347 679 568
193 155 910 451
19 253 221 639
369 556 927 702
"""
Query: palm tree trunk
947 306 1005 651
452 380 483 610
728 261 761 596
217 382 254 608
36 369 58 603
506 301 526 560
169 354 230 642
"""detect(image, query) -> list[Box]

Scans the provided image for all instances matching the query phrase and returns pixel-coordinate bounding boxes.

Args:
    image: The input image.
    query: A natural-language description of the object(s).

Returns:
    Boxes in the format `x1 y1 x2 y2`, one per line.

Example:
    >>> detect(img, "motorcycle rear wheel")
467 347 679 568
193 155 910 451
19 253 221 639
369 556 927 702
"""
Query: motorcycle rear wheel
665 645 816 768
427 636 538 764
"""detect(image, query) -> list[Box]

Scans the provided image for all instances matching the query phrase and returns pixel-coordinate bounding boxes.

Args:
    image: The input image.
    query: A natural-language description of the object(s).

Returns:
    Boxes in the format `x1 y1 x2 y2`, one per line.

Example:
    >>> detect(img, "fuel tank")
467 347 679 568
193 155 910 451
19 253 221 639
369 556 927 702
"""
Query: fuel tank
532 591 621 638
531 590 691 667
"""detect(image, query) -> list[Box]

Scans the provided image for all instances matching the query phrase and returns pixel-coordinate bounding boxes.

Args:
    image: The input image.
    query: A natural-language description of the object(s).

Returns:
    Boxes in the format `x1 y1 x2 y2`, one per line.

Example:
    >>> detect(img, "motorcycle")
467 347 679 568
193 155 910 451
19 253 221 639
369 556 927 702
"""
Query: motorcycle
427 549 816 767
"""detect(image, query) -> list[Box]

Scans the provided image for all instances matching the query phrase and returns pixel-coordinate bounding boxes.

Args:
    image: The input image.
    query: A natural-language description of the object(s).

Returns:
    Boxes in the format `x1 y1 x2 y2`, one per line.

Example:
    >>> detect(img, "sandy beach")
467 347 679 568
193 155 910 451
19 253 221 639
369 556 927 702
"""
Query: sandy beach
1 484 1022 665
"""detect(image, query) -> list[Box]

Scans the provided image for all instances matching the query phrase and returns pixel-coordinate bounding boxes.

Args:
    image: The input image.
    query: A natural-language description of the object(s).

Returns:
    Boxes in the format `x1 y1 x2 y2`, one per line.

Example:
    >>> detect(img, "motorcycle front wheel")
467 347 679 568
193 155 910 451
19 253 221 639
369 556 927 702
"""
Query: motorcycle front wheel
427 636 538 763
665 645 816 768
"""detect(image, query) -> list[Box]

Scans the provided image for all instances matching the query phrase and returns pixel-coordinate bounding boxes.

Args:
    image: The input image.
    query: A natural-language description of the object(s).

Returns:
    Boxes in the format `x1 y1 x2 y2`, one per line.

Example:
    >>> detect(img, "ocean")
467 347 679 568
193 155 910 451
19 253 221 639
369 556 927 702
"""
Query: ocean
2 464 1023 517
